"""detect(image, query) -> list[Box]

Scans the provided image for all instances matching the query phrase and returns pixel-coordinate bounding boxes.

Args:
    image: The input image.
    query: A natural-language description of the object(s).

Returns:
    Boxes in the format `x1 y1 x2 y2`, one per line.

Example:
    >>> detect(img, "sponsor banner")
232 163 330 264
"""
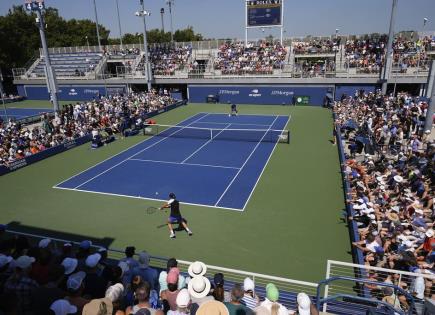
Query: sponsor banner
335 85 378 101
17 85 127 101
188 85 332 105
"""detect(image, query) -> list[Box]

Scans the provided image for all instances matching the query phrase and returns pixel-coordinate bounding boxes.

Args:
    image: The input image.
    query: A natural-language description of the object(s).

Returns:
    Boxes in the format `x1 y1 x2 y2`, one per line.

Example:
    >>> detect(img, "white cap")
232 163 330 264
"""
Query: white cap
425 229 434 238
243 277 255 291
67 271 86 291
176 288 191 308
38 238 51 248
50 299 77 315
105 283 124 302
61 258 78 275
85 253 101 268
297 292 311 315
14 256 35 269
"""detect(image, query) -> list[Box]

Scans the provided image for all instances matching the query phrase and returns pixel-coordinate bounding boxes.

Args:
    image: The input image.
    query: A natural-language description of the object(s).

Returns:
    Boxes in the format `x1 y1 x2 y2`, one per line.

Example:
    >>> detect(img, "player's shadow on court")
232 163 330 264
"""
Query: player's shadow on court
4 221 115 249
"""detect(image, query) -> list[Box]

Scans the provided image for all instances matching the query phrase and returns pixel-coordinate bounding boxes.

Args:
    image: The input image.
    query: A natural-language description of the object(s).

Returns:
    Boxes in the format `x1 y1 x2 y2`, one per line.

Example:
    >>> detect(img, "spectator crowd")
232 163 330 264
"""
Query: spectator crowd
213 42 287 75
148 45 192 76
0 231 319 315
333 90 435 310
0 91 175 167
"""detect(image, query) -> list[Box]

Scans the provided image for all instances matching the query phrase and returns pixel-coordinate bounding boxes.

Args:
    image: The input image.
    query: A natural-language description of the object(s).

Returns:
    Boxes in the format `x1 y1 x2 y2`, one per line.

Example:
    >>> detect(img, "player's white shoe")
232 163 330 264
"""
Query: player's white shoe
170 232 176 239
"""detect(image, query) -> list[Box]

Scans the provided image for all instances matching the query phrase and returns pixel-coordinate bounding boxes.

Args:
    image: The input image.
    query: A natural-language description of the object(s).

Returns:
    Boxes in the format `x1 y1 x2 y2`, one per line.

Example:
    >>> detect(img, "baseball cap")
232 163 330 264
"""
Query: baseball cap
50 299 77 315
85 253 101 268
79 240 92 250
243 277 255 291
213 273 224 286
0 255 13 268
61 258 78 275
138 251 150 268
297 292 311 315
38 238 51 248
266 283 279 302
67 271 86 291
167 267 180 284
105 283 124 302
14 255 35 269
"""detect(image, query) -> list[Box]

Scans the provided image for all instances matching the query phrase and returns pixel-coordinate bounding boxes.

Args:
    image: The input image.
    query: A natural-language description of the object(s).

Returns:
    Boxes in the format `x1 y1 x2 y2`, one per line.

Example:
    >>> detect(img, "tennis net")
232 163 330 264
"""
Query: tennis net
143 124 290 144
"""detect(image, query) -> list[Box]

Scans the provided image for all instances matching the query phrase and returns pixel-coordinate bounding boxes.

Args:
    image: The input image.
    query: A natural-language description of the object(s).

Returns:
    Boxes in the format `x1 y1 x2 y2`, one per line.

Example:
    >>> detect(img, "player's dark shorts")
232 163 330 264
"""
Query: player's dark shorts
169 215 183 224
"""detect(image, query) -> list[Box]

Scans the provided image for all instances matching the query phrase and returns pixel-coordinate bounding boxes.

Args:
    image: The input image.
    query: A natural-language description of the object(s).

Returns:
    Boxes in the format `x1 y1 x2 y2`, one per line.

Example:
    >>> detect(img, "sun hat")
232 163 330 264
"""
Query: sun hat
167 267 180 285
297 292 311 315
50 299 77 315
394 175 403 183
67 271 86 291
85 253 101 268
386 212 399 222
82 298 113 315
266 283 279 302
0 255 13 268
426 229 434 238
38 238 51 248
188 261 207 277
138 251 150 268
243 277 255 291
196 300 229 315
176 288 191 308
61 258 78 275
188 275 211 298
14 255 35 269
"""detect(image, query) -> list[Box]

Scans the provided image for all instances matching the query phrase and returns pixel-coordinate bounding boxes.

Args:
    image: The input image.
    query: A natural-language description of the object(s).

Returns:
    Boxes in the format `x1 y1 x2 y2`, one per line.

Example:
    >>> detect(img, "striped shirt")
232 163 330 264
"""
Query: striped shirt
242 294 259 309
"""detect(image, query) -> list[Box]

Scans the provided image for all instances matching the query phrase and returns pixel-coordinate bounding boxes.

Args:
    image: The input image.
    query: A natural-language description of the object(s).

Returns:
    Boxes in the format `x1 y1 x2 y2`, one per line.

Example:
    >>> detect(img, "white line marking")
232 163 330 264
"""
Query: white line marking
241 115 291 210
199 112 282 117
73 114 209 189
181 123 231 164
54 113 204 188
214 115 280 207
193 121 271 127
129 158 240 170
53 186 244 212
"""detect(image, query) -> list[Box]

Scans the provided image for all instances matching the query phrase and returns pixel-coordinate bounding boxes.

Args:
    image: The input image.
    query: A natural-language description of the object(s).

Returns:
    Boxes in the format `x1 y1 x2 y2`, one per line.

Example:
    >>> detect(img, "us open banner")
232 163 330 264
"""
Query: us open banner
246 0 282 27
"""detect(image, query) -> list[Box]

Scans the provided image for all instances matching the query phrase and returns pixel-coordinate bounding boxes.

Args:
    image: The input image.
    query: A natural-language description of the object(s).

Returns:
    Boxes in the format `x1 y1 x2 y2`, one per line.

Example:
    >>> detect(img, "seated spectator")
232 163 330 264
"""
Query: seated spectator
4 255 39 314
105 283 126 315
161 267 181 312
224 283 254 315
130 251 159 291
242 277 260 309
65 271 89 314
196 300 229 315
82 297 113 314
260 283 289 315
159 258 185 294
120 246 139 270
50 299 77 315
167 288 197 315
125 281 164 315
295 292 319 315
212 273 231 302
83 253 108 299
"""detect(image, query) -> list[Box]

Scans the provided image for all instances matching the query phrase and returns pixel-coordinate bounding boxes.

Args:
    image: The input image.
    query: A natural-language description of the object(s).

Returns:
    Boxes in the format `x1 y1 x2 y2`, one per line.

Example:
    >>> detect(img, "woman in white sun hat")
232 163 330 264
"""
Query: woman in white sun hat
188 275 213 305
188 261 207 277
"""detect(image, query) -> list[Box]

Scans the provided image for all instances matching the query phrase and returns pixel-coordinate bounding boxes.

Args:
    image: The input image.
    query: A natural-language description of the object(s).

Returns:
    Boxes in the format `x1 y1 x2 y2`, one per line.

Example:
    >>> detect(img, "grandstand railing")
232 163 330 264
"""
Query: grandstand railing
4 229 318 312
324 260 435 314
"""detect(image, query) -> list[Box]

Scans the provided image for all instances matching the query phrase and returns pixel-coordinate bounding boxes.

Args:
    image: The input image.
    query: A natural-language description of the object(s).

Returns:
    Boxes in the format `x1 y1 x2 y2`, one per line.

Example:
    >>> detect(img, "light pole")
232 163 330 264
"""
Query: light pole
160 8 165 33
92 0 102 51
85 36 90 51
382 0 398 95
0 69 7 121
334 28 339 75
115 0 123 49
136 1 152 91
166 0 174 42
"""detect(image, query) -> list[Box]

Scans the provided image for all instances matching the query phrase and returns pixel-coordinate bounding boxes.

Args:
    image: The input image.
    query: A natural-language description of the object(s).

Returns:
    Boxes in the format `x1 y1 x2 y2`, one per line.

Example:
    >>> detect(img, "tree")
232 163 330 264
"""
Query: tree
173 26 203 42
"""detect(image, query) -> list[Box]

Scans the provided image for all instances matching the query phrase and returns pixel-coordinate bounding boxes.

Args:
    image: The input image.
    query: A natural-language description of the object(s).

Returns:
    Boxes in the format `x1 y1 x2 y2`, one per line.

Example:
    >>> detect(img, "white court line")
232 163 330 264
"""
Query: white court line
73 113 209 189
53 113 205 188
129 158 240 170
214 115 280 207
241 115 291 210
193 121 271 127
199 112 284 117
181 123 231 164
53 186 243 212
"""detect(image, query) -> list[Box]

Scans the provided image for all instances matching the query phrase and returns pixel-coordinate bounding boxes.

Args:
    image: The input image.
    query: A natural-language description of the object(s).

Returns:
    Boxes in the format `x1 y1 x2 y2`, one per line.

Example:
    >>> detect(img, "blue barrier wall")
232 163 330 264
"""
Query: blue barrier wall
17 85 127 101
334 85 378 101
188 85 332 105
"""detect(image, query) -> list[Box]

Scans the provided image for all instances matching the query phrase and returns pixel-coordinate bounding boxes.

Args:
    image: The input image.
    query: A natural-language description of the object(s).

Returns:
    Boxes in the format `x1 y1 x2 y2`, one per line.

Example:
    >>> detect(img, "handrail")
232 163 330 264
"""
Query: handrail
316 276 415 315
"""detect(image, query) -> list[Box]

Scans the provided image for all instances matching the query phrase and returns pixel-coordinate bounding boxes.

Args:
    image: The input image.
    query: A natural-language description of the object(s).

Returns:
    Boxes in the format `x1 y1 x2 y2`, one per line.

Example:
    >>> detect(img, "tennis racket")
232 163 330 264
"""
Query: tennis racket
146 206 159 214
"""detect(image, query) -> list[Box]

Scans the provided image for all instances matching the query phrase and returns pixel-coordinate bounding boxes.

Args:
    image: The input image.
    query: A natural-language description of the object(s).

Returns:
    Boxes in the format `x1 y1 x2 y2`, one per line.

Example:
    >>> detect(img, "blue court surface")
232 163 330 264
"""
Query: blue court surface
54 113 290 211
0 108 53 120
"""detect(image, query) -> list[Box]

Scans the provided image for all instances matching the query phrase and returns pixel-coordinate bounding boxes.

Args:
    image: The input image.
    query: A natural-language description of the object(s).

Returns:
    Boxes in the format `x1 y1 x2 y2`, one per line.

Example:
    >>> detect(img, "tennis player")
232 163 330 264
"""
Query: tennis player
230 103 238 116
160 193 193 239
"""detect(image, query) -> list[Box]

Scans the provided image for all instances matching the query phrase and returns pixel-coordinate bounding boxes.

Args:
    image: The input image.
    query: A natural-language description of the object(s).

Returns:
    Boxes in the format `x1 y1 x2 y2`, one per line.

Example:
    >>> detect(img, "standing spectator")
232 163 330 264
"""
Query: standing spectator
120 246 139 270
4 255 39 314
224 284 254 315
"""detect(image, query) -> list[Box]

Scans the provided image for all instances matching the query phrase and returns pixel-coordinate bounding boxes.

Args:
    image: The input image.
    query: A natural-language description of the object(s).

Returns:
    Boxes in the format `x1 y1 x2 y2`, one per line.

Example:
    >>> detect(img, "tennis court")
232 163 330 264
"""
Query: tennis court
0 107 53 120
54 112 290 210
